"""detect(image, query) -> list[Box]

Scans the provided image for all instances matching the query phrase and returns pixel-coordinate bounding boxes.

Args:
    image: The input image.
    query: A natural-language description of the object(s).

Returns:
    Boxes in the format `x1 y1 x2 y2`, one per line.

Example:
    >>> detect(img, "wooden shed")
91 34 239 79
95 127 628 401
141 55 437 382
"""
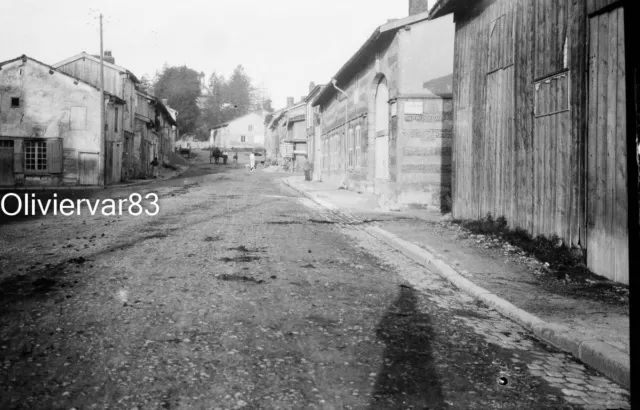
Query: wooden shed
429 0 638 284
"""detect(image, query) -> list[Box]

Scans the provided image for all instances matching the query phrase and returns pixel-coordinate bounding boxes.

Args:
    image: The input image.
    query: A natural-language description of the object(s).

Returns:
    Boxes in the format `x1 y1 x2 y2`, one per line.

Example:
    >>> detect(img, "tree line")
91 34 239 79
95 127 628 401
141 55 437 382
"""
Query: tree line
139 64 273 141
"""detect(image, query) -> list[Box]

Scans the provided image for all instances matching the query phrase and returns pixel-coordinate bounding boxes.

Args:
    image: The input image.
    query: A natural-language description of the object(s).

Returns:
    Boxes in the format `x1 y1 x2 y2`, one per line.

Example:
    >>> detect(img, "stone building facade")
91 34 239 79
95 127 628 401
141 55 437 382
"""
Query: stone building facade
312 6 455 210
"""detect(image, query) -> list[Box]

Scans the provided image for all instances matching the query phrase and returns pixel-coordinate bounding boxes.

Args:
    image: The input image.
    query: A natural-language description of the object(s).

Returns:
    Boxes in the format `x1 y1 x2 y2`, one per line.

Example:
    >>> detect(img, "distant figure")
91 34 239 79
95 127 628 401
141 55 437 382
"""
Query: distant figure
150 156 159 178
233 151 238 164
249 152 256 171
303 159 312 181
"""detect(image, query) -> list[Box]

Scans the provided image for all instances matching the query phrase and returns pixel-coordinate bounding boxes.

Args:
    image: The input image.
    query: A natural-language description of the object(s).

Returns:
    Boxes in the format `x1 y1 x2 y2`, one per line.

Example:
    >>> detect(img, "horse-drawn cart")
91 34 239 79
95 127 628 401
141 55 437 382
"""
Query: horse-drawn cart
177 143 191 159
210 147 228 164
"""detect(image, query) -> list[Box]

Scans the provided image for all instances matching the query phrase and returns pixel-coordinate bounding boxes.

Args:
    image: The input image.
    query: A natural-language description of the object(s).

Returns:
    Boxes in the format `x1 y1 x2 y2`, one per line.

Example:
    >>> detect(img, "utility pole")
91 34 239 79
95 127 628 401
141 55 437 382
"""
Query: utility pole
99 13 106 186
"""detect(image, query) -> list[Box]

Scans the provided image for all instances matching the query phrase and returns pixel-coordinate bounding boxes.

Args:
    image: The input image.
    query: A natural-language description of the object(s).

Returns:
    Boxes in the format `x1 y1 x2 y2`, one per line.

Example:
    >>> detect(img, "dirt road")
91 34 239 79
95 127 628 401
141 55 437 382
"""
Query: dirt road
0 155 630 409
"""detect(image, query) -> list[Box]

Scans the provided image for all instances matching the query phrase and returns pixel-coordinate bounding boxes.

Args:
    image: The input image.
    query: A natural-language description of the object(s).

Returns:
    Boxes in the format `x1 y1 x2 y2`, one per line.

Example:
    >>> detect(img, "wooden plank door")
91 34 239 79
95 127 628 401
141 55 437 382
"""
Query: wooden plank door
0 140 15 186
105 142 114 185
113 142 122 183
587 6 628 284
78 152 99 185
105 142 122 185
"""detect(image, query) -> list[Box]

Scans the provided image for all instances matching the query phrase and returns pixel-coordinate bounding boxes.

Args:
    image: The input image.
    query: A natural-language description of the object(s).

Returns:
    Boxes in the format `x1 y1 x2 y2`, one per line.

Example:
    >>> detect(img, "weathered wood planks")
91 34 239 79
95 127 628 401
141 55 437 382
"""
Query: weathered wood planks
449 0 628 283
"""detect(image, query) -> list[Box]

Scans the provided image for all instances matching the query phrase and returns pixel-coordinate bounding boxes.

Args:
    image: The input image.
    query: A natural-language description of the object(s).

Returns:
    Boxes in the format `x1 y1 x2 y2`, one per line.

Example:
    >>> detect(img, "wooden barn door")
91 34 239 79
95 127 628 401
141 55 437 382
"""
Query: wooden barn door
587 6 628 284
0 140 15 186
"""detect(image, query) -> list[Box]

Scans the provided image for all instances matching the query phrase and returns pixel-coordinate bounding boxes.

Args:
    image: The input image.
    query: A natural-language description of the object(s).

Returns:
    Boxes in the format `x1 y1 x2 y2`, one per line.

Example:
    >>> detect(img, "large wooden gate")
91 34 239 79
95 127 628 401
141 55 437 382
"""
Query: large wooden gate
587 5 628 284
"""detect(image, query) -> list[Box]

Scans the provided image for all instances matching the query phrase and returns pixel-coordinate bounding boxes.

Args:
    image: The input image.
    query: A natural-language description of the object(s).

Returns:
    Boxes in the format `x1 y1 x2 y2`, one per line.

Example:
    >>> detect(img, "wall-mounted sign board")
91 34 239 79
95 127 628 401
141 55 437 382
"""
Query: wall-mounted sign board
405 101 424 115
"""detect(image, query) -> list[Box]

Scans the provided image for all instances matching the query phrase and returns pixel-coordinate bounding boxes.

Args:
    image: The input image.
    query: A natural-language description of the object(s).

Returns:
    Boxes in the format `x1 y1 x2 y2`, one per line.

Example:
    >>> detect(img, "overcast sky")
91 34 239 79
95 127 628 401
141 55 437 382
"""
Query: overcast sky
1 0 413 110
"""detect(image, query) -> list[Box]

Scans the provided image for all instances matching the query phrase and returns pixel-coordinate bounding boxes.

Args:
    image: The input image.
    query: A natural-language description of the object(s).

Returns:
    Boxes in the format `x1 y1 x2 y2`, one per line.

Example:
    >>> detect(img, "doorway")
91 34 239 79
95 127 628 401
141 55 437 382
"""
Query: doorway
586 5 628 283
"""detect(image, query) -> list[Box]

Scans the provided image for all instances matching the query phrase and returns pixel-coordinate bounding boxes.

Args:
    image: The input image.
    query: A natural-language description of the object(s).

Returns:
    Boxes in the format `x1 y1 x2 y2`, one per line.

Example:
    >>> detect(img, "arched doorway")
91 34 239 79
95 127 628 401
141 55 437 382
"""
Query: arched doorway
374 78 389 180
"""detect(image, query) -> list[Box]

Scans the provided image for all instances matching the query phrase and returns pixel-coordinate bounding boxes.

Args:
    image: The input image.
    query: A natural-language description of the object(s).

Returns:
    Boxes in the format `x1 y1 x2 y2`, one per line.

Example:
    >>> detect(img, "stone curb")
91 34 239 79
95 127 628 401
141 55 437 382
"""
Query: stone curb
281 178 630 390
280 177 338 211
366 226 630 390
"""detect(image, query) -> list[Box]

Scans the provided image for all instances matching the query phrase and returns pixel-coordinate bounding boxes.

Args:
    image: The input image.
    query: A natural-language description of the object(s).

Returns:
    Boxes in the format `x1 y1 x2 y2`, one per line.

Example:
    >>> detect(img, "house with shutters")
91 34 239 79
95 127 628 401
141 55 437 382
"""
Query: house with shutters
0 55 124 187
264 97 309 170
53 51 136 184
53 51 177 181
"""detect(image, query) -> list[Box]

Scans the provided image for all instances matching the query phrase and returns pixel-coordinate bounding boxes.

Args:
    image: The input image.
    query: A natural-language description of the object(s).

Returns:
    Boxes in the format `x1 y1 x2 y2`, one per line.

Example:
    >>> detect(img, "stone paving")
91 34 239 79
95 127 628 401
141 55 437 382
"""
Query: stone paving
298 196 631 410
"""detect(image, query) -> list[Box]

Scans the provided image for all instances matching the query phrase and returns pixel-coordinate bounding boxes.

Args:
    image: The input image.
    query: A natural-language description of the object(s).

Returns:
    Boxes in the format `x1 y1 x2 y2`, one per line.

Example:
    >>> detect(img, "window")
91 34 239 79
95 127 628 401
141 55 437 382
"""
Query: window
353 77 360 104
347 129 354 167
248 125 253 131
241 135 246 143
11 97 20 107
323 139 328 170
25 140 47 171
115 107 119 133
533 0 569 79
0 140 14 148
355 126 362 167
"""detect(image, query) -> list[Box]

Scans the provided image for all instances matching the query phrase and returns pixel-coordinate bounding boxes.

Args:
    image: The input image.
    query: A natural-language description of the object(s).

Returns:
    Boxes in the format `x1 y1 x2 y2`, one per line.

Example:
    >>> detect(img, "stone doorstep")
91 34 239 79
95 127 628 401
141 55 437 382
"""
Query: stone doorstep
281 177 630 391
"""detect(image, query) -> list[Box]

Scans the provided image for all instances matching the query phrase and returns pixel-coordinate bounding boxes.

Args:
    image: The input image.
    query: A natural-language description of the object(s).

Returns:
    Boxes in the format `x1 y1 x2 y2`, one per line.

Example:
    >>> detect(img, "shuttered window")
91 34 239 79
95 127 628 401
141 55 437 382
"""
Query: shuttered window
24 141 47 171
534 0 570 79
47 139 63 173
23 139 62 173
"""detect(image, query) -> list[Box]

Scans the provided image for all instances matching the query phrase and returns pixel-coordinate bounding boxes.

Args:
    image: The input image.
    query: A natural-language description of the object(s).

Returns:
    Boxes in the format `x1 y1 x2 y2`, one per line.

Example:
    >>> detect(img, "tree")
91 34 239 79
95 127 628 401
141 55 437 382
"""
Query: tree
226 65 253 117
153 65 202 134
196 65 267 142
262 98 274 113
137 75 153 94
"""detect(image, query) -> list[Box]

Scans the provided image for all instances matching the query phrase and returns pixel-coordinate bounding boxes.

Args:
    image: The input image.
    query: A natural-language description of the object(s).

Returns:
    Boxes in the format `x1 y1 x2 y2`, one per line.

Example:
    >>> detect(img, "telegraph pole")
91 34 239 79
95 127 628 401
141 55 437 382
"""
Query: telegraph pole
100 13 106 185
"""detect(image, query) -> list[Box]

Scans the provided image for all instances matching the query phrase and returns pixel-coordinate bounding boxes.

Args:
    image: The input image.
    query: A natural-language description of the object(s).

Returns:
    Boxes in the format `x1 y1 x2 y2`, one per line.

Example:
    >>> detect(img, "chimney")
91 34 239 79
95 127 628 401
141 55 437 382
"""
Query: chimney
308 82 316 93
287 97 294 107
409 0 429 15
103 50 115 64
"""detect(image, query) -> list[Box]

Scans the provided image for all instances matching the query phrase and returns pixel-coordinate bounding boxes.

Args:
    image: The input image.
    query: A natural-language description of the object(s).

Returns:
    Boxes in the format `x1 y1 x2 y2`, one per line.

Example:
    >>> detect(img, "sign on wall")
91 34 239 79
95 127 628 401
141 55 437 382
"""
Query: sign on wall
405 101 424 115
280 142 294 158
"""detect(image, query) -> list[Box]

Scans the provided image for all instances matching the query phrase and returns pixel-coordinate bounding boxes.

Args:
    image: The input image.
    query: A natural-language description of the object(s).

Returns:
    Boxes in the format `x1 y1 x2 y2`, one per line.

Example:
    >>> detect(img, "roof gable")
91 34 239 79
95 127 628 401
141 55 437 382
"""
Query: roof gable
1 54 100 92
210 111 266 130
53 52 140 83
313 9 437 107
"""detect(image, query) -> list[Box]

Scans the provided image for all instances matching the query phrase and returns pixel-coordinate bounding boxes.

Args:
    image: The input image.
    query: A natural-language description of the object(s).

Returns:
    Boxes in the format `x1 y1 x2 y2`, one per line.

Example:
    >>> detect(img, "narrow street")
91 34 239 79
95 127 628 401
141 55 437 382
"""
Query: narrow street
0 153 630 410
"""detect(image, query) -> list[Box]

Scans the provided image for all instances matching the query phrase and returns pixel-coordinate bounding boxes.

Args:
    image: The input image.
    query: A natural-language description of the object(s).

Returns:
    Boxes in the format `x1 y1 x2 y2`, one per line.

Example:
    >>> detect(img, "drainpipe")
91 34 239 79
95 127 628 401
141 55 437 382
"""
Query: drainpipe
331 78 348 174
100 14 106 186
